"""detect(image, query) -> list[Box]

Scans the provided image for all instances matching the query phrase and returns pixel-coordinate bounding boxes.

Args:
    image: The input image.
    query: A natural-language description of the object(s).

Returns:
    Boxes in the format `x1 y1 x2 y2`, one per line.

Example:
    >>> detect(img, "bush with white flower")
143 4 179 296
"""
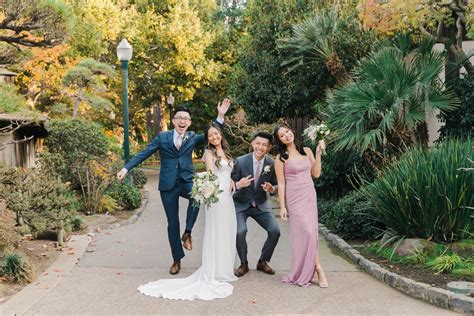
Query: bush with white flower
303 122 330 155
191 171 222 208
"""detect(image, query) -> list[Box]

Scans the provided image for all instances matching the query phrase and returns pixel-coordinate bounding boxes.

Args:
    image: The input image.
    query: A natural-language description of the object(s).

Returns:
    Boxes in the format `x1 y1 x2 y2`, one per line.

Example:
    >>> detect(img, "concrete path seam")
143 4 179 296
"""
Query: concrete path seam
319 224 474 315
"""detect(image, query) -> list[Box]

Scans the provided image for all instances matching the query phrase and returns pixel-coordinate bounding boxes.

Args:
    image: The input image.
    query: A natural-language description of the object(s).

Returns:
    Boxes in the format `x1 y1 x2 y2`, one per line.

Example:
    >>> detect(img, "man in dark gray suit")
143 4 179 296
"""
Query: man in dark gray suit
231 132 280 277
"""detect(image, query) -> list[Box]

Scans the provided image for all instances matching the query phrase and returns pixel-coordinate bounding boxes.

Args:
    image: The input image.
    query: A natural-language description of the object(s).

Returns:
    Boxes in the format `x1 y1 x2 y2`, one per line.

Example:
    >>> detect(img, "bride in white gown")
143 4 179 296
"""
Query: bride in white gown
138 123 237 300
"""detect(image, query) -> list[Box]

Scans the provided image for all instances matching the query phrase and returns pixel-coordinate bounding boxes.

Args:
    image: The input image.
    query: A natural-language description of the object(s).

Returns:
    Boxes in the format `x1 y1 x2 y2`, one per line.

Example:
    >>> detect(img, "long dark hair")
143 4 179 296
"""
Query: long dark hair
204 123 233 168
272 124 306 162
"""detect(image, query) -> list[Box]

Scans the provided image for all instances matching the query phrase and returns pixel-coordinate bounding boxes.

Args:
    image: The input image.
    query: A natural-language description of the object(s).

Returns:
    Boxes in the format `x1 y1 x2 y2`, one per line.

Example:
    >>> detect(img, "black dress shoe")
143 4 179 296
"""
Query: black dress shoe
256 260 275 275
234 262 249 277
181 232 192 250
169 261 181 275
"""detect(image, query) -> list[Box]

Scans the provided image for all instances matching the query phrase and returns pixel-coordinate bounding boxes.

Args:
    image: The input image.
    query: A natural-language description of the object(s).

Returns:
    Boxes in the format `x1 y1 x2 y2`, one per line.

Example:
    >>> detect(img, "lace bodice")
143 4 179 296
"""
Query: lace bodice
211 159 232 191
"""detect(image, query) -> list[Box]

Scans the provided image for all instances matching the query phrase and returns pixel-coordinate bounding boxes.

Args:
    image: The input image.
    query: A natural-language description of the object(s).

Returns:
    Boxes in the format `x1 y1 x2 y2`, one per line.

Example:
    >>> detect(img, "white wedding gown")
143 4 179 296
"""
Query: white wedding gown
138 159 238 300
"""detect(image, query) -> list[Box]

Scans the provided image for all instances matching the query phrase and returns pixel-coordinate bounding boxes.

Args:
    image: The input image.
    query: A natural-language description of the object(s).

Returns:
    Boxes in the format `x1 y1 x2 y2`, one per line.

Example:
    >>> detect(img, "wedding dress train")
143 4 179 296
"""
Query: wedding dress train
138 160 237 300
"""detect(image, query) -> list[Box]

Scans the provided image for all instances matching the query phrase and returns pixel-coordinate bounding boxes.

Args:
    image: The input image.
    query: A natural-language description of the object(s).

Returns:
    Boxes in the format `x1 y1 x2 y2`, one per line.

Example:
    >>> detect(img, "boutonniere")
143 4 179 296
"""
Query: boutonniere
182 134 189 142
262 165 271 175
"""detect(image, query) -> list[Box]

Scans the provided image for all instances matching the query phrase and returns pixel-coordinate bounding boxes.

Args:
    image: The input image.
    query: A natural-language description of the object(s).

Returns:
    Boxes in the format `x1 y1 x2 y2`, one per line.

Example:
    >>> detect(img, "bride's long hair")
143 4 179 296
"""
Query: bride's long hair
204 123 233 169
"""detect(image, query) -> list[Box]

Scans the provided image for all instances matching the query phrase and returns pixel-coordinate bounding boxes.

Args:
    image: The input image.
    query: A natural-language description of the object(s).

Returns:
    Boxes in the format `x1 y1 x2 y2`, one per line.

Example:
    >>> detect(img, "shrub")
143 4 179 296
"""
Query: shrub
44 119 110 183
1 253 32 283
313 148 375 199
0 83 28 113
107 182 141 210
0 211 17 254
130 168 147 188
70 216 84 232
3 167 79 239
320 191 381 240
97 195 119 214
362 139 473 242
439 72 474 139
73 159 116 214
426 254 463 273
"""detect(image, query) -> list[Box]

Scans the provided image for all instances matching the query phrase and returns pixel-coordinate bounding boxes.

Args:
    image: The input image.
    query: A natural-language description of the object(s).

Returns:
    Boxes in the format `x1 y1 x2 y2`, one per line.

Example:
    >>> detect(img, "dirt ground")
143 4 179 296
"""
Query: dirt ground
0 209 137 303
358 247 470 290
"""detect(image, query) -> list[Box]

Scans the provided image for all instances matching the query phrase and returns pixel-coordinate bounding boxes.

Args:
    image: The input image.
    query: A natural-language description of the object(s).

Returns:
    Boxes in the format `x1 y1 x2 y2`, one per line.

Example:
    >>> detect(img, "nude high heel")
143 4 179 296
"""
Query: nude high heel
315 266 328 288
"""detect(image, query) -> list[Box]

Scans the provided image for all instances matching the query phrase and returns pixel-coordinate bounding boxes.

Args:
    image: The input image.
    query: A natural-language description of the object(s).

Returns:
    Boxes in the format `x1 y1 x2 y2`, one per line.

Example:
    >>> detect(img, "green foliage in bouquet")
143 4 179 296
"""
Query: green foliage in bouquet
191 171 222 208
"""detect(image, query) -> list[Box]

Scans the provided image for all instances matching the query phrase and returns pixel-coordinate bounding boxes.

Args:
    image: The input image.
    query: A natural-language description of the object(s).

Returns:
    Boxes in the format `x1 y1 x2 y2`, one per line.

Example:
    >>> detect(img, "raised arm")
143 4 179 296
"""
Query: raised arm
195 98 232 145
274 155 287 221
304 145 323 178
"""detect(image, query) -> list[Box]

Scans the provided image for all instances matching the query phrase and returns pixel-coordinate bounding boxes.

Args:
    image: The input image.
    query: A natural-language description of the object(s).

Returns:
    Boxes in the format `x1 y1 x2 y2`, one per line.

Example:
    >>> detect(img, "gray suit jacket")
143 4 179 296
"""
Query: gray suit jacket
231 153 277 213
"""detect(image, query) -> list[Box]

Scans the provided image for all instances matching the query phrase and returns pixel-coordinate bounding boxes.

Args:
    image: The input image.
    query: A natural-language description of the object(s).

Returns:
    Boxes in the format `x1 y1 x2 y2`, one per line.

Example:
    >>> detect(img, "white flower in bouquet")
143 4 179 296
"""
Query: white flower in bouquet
303 122 330 155
191 171 222 208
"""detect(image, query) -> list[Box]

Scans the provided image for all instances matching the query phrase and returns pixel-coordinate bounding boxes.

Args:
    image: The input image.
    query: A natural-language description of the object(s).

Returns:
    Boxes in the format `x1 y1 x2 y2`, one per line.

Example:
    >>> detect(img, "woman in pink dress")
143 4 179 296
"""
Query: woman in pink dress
273 125 328 288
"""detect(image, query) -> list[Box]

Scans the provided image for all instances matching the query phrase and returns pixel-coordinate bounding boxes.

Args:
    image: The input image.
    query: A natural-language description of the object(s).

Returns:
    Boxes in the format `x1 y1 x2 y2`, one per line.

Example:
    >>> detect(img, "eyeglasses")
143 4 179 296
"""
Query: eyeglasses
173 116 191 122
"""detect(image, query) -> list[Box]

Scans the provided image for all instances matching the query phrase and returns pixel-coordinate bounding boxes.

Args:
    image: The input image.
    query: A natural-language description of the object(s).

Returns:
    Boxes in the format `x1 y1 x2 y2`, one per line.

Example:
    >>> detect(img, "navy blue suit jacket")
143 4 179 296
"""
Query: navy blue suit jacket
124 122 221 191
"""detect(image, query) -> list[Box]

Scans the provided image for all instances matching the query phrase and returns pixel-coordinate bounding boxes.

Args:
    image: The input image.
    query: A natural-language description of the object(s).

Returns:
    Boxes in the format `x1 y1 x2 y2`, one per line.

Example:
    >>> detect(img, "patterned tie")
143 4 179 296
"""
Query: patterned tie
254 160 261 188
251 160 261 208
175 134 183 150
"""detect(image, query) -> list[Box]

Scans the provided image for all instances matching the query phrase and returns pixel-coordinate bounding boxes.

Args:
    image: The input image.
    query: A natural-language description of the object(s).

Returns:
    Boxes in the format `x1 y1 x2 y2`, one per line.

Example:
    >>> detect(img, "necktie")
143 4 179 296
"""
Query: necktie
251 160 261 208
254 160 261 188
176 134 183 150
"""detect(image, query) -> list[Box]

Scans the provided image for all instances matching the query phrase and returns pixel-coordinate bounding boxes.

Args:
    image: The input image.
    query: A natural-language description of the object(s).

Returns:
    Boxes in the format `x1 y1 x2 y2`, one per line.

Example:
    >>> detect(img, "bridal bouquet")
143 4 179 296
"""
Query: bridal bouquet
303 122 330 155
191 171 222 208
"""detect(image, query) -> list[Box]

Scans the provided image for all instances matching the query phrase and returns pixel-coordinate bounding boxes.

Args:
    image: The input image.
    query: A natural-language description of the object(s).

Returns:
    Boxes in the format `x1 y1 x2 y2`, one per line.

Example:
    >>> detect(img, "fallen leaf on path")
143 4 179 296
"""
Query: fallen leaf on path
53 269 63 273
42 244 48 248
105 232 112 235
96 227 101 233
27 247 34 251
67 251 75 255
116 272 124 275
0 276 8 282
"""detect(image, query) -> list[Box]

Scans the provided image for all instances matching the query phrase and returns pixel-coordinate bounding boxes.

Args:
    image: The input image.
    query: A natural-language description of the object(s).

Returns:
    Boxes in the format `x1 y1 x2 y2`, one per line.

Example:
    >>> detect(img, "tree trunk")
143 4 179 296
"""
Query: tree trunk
72 89 83 119
159 95 168 132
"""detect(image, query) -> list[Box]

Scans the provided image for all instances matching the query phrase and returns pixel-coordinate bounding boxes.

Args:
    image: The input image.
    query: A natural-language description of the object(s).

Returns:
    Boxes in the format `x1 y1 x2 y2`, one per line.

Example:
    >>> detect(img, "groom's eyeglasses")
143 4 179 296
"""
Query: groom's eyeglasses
173 116 191 122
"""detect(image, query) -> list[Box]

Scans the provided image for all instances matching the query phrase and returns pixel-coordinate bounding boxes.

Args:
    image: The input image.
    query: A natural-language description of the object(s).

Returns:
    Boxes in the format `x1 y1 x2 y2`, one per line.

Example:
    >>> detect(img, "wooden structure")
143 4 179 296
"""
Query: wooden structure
0 114 48 168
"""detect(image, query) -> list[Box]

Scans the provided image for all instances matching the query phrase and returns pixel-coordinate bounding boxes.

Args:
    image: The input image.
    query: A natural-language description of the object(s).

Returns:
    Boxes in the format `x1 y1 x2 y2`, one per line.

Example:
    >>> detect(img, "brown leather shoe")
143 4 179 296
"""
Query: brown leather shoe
169 261 180 275
256 260 275 275
234 262 249 277
181 232 192 250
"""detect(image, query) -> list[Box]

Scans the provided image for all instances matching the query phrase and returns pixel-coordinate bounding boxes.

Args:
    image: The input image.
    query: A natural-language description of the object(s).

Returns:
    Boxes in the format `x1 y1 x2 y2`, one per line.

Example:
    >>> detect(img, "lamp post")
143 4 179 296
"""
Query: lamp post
116 39 133 164
167 92 175 129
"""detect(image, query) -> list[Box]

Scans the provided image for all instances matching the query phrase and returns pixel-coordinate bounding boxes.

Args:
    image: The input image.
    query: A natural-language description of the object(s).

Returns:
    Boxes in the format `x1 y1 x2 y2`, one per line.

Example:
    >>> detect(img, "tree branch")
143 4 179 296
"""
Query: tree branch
0 135 34 150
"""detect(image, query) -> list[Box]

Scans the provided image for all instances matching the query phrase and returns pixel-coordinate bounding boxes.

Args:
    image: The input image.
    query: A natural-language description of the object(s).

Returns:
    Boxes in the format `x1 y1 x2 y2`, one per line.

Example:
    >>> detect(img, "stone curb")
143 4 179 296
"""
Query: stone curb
319 224 474 315
87 189 150 234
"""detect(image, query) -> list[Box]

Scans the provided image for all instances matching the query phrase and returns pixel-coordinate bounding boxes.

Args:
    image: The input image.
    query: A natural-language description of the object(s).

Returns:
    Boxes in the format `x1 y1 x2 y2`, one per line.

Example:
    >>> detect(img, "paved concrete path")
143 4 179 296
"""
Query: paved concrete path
3 170 459 315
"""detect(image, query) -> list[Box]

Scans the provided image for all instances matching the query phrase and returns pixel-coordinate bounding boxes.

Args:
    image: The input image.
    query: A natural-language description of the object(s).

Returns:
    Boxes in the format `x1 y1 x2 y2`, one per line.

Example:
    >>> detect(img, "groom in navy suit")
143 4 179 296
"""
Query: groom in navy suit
117 99 231 275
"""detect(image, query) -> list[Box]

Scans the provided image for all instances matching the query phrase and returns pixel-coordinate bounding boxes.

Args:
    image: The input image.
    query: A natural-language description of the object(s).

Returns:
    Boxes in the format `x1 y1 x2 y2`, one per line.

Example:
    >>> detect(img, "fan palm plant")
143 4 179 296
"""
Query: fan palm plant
278 9 349 83
327 35 458 169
